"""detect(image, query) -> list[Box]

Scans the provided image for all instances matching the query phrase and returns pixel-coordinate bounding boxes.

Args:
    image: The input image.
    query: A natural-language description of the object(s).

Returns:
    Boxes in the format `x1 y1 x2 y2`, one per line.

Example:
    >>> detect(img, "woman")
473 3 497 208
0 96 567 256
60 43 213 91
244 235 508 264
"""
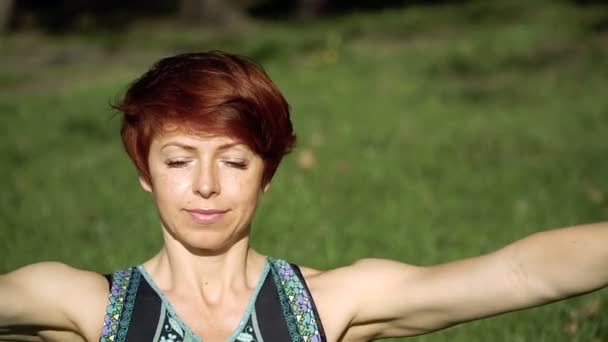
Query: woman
1 51 607 342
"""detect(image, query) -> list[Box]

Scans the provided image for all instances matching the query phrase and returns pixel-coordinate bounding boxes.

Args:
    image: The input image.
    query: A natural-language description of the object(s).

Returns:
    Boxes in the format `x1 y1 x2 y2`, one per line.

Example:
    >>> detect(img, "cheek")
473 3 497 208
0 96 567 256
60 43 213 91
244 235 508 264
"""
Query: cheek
222 174 262 203
153 172 192 201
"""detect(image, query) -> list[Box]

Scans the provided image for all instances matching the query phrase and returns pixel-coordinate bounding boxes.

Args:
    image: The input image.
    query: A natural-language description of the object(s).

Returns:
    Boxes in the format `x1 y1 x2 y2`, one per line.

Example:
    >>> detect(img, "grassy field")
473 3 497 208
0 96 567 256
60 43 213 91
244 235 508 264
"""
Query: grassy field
1 0 607 340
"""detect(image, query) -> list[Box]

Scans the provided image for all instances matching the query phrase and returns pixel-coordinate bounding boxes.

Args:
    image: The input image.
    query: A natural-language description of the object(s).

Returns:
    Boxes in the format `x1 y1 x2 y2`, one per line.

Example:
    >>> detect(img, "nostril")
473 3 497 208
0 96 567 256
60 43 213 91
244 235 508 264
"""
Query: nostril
194 170 220 198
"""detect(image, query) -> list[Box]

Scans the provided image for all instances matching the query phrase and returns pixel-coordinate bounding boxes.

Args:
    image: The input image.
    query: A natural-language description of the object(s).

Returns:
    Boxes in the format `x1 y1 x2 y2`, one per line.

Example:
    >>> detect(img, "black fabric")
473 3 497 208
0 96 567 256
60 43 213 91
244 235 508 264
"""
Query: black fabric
103 273 112 291
255 274 293 340
123 275 162 341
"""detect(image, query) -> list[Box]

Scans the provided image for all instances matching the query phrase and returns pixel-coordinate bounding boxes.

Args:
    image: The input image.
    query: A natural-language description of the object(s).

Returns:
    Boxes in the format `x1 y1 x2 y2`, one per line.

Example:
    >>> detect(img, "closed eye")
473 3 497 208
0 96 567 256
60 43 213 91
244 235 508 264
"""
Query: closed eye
165 160 189 168
225 160 248 169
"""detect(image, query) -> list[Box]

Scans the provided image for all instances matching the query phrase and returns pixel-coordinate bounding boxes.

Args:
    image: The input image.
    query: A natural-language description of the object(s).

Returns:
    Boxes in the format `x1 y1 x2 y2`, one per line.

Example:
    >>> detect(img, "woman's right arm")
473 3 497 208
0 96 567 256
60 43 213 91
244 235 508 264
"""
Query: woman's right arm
0 262 108 340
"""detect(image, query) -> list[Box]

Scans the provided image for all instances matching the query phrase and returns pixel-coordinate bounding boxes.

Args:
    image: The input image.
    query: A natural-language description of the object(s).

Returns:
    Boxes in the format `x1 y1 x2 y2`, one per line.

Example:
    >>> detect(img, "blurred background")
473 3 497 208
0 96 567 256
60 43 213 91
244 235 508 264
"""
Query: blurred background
1 0 607 340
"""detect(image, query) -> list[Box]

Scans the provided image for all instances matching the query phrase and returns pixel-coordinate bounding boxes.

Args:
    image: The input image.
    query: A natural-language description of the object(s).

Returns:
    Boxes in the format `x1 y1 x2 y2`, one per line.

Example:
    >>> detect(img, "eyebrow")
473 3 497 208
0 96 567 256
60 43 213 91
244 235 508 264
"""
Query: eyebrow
160 142 242 152
161 142 196 151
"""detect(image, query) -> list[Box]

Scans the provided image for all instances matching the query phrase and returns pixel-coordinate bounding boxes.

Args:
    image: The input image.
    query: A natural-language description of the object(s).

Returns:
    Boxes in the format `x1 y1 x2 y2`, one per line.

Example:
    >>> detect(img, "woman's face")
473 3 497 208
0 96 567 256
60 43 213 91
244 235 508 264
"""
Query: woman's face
142 132 267 253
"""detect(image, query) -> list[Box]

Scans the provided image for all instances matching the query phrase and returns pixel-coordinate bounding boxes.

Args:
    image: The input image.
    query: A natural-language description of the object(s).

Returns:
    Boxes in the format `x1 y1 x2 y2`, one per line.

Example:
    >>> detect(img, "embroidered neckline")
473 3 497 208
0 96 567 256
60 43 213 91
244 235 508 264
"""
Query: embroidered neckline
137 258 270 342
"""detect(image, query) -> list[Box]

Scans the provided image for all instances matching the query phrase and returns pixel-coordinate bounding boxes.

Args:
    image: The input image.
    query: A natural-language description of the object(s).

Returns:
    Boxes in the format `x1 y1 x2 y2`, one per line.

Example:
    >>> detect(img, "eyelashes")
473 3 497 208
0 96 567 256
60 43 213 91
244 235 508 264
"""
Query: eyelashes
224 160 248 169
165 160 189 168
164 159 249 169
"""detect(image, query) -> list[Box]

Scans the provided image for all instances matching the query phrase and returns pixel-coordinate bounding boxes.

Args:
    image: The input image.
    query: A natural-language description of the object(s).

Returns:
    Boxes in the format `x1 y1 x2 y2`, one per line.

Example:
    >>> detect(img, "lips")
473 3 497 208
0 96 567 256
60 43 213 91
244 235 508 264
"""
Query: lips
184 208 229 224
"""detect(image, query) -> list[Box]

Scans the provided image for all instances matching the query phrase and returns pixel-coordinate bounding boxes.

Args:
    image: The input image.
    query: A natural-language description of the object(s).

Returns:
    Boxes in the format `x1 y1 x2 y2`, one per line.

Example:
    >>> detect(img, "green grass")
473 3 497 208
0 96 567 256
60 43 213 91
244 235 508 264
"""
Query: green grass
1 0 608 340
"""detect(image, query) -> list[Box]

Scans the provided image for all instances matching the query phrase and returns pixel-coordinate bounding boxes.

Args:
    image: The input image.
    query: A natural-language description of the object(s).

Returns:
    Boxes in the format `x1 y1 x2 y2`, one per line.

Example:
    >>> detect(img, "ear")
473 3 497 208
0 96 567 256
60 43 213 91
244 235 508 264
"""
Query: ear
139 175 153 193
262 181 271 193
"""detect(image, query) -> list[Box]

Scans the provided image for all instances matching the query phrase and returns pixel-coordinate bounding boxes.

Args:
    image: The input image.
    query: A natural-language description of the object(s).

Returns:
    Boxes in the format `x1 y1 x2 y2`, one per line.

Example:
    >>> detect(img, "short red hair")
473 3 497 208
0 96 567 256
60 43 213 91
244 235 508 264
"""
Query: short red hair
114 51 296 186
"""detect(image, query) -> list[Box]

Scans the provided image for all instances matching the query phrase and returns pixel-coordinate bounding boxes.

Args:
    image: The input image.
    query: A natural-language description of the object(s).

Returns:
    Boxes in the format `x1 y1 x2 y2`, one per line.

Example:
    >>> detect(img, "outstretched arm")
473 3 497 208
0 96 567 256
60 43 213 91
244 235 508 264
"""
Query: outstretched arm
316 222 608 340
0 262 108 340
1 263 75 331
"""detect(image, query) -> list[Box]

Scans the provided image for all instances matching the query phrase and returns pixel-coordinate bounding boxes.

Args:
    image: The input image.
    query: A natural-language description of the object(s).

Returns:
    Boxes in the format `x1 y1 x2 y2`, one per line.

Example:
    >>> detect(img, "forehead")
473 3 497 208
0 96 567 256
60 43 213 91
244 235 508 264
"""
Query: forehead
152 132 251 151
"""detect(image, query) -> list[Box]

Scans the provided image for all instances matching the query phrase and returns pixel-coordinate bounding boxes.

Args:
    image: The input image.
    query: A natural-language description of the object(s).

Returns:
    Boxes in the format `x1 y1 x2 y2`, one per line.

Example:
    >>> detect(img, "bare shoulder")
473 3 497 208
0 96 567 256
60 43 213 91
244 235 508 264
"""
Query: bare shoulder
296 264 323 278
7 261 97 281
299 259 423 341
1 262 109 341
304 258 420 286
5 261 109 303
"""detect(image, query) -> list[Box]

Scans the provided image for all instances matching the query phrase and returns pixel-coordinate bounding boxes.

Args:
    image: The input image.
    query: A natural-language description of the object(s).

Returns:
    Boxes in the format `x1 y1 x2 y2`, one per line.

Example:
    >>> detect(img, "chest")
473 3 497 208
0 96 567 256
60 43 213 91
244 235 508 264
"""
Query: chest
100 259 325 342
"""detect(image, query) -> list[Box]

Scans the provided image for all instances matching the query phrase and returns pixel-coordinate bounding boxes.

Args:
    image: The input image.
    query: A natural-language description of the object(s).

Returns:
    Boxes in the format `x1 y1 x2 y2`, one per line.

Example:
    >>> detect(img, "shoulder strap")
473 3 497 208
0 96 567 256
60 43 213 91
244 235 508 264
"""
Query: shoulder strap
99 267 141 342
269 258 326 342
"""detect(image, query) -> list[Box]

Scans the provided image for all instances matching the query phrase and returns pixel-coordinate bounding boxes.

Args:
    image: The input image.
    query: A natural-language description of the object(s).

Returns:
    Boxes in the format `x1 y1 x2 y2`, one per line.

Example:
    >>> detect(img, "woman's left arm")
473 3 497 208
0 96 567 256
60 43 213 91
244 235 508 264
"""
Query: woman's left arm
317 222 608 340
498 221 608 300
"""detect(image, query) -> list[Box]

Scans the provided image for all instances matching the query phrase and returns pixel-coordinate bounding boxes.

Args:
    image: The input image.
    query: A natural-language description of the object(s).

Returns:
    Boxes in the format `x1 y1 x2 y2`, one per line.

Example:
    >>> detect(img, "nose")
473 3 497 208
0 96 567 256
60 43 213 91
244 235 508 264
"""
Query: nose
194 161 220 198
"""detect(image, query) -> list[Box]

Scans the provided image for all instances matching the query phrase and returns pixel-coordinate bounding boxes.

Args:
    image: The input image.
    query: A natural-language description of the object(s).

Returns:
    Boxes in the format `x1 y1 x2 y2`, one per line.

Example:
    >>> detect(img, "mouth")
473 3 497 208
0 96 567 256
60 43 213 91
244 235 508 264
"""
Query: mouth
184 208 229 224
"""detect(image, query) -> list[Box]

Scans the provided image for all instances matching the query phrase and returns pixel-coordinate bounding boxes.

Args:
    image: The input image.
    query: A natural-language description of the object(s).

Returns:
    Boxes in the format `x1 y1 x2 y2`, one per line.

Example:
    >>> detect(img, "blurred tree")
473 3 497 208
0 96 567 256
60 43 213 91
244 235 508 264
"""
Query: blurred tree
3 0 479 33
0 0 14 33
11 0 175 33
248 0 465 21
179 0 247 26
295 0 326 19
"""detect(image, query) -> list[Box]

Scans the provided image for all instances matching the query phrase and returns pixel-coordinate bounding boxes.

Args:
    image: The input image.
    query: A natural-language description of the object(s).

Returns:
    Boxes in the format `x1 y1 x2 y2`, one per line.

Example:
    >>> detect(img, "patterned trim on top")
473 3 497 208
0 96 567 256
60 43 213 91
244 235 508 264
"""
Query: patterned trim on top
100 268 133 342
270 258 323 342
117 268 141 342
269 264 300 341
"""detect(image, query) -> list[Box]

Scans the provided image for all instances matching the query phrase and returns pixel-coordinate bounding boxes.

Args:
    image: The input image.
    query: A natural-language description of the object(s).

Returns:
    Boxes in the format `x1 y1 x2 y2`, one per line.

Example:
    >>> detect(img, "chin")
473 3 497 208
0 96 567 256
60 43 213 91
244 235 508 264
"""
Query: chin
176 228 246 255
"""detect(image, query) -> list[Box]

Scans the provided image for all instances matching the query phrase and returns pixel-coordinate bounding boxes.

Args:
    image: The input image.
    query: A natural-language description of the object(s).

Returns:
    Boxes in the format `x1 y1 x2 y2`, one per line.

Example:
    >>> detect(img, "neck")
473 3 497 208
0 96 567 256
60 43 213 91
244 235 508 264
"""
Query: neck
143 232 266 302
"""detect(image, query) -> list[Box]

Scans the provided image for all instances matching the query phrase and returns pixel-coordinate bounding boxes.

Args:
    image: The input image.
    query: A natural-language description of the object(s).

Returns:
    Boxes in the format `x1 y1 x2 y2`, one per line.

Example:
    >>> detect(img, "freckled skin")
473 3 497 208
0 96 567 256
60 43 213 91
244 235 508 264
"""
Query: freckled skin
142 133 269 255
